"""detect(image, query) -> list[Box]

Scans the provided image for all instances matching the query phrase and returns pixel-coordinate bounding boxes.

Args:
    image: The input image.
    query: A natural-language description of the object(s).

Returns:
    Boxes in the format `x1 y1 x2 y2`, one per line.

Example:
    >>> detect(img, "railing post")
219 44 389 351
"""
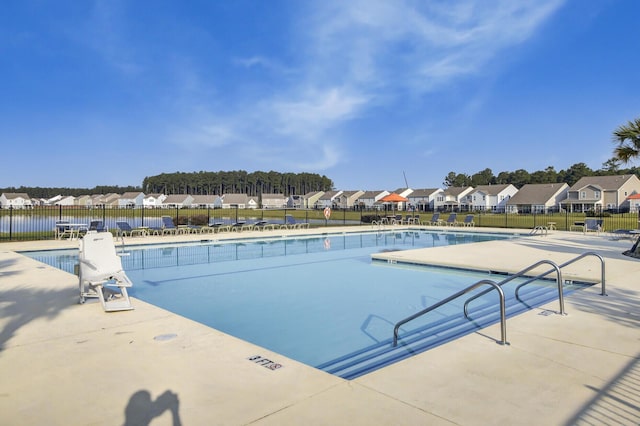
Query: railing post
9 205 13 241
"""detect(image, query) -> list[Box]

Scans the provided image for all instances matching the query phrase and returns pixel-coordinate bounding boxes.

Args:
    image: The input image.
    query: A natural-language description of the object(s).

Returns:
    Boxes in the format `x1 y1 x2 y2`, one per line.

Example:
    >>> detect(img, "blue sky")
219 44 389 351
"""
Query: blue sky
2 0 639 191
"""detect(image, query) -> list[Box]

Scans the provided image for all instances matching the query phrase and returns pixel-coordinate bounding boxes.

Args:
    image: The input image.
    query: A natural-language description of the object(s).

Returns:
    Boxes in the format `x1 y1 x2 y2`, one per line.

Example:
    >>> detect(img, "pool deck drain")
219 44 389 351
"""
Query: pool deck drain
1 226 639 425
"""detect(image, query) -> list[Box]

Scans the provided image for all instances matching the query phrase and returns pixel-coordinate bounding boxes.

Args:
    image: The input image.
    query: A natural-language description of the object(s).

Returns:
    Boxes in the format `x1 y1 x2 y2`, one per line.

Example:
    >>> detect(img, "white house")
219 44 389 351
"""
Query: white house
143 193 167 208
162 194 194 208
316 191 343 209
221 194 259 209
506 183 569 214
627 193 640 213
54 195 76 207
468 184 518 212
0 193 33 209
191 195 221 208
434 186 474 211
261 193 287 209
118 192 145 208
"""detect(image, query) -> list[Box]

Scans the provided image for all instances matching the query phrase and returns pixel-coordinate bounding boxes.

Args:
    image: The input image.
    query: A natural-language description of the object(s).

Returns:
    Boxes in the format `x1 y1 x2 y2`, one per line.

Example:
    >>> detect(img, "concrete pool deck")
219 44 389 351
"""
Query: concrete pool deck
1 226 639 425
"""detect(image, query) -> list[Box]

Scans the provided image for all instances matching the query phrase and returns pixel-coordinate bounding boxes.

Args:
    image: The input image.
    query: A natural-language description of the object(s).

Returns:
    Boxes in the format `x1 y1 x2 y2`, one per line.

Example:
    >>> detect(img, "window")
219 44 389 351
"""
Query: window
580 191 586 199
594 191 600 199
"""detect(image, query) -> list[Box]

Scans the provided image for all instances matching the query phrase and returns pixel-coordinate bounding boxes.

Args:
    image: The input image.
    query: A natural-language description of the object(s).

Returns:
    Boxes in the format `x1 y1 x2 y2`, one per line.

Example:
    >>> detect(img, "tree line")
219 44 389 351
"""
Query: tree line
443 161 640 189
142 170 334 196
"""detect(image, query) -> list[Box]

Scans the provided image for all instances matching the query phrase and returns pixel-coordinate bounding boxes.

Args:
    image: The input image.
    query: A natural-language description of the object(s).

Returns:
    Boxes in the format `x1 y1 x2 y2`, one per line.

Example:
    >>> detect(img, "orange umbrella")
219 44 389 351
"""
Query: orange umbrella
379 193 408 203
379 193 408 215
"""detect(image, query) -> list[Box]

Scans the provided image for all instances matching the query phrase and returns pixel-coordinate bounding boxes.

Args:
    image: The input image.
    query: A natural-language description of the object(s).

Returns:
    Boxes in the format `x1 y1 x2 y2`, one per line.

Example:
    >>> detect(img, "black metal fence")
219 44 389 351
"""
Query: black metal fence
1 205 639 242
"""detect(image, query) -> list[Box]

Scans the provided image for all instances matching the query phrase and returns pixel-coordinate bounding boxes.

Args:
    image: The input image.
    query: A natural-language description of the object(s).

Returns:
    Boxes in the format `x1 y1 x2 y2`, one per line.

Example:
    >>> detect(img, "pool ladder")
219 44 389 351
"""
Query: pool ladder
392 251 605 347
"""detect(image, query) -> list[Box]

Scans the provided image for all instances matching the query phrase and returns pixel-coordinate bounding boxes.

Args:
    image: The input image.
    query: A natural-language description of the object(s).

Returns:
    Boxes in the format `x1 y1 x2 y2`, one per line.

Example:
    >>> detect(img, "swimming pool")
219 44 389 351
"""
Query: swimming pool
25 230 586 379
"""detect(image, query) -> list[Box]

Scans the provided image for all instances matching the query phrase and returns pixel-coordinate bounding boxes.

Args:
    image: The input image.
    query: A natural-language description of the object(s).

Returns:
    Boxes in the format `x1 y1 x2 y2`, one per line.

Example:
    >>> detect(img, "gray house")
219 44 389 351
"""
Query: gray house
560 175 640 212
506 183 569 214
334 190 365 209
407 188 441 211
355 190 389 209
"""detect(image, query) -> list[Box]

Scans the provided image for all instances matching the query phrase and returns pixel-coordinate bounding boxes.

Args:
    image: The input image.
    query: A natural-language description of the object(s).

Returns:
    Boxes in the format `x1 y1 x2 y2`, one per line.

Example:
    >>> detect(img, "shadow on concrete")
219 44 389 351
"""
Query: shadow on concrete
564 353 640 425
123 389 182 426
566 286 640 330
0 258 76 351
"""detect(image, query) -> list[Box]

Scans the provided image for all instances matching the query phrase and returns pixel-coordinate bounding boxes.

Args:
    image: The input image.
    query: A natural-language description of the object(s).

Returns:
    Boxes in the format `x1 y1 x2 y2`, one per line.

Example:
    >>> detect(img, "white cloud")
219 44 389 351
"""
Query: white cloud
169 0 566 172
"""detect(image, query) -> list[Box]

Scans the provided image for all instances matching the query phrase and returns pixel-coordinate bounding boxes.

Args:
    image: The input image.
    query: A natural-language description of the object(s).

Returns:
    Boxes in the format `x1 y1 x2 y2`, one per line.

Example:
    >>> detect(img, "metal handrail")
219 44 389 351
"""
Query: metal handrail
538 251 606 296
464 251 606 318
392 279 507 347
464 260 564 316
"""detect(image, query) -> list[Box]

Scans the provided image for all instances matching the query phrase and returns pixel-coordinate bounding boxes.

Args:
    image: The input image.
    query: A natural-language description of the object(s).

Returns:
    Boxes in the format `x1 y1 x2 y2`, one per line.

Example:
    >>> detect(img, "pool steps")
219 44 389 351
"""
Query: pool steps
318 282 588 379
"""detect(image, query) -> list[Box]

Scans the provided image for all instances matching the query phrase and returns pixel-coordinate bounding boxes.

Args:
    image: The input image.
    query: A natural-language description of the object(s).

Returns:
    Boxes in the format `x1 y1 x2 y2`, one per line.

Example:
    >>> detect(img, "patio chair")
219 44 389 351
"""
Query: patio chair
281 214 309 229
160 216 180 235
422 213 440 225
584 219 604 234
444 213 457 226
78 231 134 312
88 220 108 232
116 221 147 237
458 215 475 227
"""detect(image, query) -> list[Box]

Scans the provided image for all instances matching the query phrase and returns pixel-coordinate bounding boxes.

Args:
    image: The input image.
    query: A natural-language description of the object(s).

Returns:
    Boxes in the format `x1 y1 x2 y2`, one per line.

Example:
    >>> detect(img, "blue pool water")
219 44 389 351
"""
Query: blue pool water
25 230 586 378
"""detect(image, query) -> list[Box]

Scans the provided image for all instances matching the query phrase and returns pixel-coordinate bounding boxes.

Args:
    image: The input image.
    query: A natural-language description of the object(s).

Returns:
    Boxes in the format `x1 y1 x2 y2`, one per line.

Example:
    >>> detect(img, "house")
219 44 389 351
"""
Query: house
627 193 640 213
191 195 221 208
221 194 259 209
467 184 518 212
118 192 145 208
316 191 343 209
355 190 390 209
407 188 442 211
93 193 121 208
162 194 194 208
560 174 640 213
334 190 365 209
54 195 76 207
506 183 569 214
301 191 325 209
261 193 287 209
0 193 33 209
143 193 167 208
45 195 63 206
74 195 93 208
435 186 474 211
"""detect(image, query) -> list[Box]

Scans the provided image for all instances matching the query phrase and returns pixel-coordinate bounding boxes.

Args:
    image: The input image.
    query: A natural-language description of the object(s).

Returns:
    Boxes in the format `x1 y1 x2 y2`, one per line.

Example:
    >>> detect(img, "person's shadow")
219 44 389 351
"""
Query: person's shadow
123 390 182 426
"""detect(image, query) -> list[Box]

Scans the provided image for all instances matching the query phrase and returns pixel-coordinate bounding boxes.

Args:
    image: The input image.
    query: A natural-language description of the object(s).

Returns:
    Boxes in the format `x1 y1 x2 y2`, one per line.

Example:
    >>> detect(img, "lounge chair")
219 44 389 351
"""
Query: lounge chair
116 221 147 237
88 220 107 232
160 216 180 235
281 214 309 229
78 231 134 312
458 215 475 227
422 213 440 226
584 218 604 234
444 213 457 226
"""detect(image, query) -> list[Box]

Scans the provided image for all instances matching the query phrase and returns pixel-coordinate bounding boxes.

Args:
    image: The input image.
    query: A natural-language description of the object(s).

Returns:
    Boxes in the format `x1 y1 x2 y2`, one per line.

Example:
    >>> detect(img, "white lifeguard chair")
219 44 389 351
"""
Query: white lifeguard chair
78 231 134 312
